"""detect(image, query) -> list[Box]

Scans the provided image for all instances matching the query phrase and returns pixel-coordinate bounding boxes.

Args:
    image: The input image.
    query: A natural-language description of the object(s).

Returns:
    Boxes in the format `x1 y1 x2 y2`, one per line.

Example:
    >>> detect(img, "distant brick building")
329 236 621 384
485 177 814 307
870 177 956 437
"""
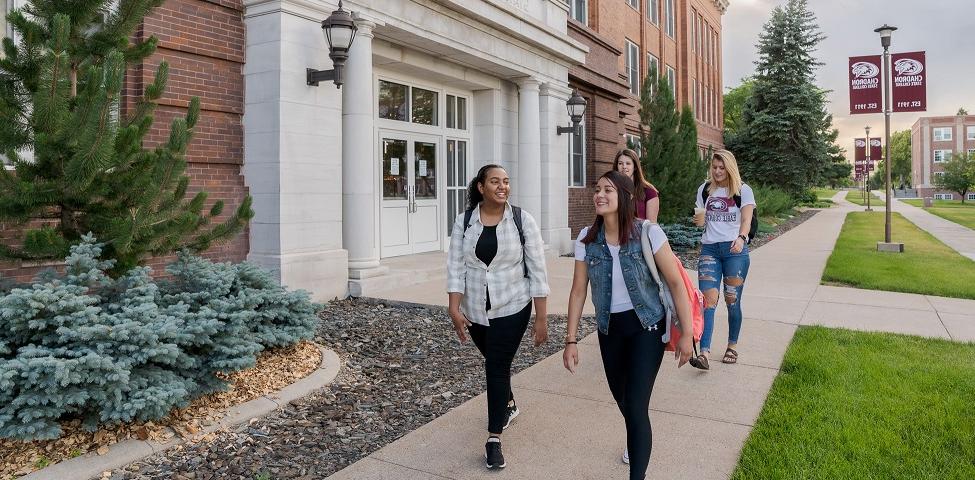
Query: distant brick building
0 0 250 283
566 0 727 235
911 113 975 200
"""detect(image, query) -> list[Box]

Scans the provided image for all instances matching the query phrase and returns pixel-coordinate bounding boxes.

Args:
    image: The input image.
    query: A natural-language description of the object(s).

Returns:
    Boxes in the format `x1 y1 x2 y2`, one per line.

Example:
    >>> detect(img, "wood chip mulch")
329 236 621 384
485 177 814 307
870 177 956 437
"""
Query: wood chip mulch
0 340 322 479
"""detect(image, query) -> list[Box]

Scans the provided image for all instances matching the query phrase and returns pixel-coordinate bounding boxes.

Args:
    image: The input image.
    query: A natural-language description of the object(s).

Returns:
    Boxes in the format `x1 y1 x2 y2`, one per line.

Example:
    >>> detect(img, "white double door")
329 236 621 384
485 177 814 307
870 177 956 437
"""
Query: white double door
380 131 442 257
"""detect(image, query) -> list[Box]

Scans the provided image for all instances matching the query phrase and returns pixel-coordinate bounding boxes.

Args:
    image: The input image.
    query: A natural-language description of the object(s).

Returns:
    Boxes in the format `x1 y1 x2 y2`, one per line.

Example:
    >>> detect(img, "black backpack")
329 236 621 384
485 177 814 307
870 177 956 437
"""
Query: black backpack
700 182 759 243
463 206 528 278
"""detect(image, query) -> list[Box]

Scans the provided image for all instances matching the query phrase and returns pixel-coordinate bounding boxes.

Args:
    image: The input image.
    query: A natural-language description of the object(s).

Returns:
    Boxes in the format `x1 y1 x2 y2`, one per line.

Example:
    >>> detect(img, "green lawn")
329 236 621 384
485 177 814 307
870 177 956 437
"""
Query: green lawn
901 198 975 230
733 326 975 480
822 212 975 299
812 187 839 201
845 190 884 207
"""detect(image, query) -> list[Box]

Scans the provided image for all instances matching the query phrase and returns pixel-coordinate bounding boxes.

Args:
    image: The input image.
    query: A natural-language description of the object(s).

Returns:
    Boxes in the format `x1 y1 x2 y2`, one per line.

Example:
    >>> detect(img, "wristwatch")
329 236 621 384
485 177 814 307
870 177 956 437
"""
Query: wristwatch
737 234 748 242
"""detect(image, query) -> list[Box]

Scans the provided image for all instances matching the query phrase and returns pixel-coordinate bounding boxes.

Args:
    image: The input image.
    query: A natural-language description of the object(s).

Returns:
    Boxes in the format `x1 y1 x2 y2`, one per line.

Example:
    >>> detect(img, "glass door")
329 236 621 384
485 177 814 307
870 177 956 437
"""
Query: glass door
379 131 441 257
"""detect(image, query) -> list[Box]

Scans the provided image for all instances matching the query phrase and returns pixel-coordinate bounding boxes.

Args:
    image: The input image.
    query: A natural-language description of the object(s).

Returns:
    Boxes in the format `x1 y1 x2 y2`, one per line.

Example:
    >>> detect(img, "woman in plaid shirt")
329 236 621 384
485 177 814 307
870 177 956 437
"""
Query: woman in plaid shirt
446 164 550 470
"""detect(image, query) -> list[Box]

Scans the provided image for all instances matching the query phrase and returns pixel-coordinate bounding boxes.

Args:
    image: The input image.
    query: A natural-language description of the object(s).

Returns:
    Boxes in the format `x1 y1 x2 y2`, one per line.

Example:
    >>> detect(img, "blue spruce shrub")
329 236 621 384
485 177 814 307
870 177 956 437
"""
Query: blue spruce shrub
660 223 704 251
0 237 322 440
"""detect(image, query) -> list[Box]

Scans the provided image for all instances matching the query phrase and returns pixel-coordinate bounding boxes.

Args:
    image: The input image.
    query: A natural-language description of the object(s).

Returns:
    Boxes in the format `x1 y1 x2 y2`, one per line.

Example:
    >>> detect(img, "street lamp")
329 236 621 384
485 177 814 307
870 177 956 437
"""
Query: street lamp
556 89 588 136
307 1 358 88
874 23 902 252
864 125 872 211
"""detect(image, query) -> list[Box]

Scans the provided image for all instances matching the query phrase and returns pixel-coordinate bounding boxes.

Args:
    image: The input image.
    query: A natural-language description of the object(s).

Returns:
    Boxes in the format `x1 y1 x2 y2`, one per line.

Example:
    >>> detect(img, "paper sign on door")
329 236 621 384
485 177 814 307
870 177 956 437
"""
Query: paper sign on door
390 159 400 176
418 160 428 177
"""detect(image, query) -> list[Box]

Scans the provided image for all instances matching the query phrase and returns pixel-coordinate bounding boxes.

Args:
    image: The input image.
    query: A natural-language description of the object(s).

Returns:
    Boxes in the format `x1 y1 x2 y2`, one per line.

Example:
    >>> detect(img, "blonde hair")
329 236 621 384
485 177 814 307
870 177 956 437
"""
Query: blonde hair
708 149 743 197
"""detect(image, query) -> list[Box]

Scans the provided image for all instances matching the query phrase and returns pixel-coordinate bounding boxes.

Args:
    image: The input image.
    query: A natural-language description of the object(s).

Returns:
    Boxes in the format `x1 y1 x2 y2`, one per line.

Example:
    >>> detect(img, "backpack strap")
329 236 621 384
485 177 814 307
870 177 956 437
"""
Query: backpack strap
463 208 474 231
700 182 710 205
511 206 528 279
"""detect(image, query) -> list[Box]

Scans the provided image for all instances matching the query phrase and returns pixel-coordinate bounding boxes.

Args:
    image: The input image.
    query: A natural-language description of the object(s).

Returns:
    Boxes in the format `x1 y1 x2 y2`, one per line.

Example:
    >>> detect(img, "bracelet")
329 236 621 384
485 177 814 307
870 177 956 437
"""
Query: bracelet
565 341 578 345
738 234 747 242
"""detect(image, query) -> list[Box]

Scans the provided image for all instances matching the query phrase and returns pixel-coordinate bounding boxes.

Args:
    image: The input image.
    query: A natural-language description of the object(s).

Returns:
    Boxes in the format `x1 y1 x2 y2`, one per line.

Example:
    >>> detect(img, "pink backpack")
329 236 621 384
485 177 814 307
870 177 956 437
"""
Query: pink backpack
640 222 705 352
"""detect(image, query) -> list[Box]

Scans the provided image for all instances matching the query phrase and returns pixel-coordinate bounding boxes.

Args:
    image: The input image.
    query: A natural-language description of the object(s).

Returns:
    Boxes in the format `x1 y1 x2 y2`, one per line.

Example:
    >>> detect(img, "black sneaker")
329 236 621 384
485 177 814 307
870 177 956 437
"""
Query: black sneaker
502 402 520 430
485 437 506 469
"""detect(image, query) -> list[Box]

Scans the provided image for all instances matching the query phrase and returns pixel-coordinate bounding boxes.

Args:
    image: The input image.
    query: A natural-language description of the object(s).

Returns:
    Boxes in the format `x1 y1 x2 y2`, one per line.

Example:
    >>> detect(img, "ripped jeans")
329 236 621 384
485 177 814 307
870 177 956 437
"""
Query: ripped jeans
697 241 750 353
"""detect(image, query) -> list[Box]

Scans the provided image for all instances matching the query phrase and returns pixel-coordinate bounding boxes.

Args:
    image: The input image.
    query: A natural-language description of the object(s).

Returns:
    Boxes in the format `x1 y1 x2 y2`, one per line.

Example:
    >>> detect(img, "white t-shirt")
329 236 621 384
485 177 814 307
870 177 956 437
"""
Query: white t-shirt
575 224 668 313
696 183 756 244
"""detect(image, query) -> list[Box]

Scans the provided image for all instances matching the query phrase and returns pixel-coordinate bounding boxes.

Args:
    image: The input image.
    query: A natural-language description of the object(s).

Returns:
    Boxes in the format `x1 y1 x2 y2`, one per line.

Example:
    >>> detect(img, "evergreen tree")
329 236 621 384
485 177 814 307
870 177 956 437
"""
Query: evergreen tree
638 64 707 223
722 78 754 139
0 0 253 274
725 0 837 194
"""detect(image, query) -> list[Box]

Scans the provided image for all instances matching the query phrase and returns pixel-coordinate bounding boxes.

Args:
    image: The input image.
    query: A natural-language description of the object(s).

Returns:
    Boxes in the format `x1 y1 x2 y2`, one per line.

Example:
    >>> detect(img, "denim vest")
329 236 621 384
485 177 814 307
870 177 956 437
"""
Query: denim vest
584 221 665 335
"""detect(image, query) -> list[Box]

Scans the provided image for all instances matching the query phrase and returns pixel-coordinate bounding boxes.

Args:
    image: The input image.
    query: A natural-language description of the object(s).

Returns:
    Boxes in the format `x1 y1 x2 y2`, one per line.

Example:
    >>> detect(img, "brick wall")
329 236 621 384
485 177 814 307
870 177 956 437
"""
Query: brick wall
0 0 248 285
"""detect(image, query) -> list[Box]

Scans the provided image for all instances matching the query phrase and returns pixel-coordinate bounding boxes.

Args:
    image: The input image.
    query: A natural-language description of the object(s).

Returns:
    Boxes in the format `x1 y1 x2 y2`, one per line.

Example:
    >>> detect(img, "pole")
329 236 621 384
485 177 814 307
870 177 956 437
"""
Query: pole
883 45 892 242
865 126 872 211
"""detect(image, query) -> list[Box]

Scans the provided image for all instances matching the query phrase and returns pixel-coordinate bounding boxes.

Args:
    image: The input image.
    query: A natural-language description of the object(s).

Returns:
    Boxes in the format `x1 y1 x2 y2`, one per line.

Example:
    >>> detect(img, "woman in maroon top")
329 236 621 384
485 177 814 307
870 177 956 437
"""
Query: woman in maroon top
613 148 659 221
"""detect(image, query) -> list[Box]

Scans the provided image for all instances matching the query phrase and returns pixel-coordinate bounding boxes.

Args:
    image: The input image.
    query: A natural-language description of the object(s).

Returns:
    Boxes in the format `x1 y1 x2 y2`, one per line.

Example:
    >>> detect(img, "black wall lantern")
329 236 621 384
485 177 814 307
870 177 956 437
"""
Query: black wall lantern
556 89 587 135
306 1 358 88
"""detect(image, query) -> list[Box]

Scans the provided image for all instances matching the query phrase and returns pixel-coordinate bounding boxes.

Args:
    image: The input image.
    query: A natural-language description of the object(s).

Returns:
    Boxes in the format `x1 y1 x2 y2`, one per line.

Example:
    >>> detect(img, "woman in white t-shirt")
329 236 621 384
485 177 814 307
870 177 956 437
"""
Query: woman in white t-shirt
689 149 755 369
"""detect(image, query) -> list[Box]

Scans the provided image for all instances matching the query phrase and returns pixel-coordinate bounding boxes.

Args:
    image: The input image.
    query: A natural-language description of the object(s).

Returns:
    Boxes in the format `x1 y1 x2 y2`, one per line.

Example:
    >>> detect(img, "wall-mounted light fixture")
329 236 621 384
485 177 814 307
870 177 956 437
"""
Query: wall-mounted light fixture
306 1 358 88
556 89 588 135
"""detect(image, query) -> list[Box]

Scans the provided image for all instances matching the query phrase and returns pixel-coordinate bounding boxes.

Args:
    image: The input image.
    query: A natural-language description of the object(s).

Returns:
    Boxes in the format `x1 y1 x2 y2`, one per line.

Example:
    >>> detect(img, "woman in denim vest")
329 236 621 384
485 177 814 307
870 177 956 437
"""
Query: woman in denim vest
562 171 694 479
446 164 550 470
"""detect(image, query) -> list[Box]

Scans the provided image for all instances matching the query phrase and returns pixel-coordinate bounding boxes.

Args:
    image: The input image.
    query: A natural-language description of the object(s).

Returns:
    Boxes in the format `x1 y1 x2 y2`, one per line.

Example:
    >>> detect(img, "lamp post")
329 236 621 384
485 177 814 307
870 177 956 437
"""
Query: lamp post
556 89 588 136
875 24 899 250
865 125 872 211
307 1 358 88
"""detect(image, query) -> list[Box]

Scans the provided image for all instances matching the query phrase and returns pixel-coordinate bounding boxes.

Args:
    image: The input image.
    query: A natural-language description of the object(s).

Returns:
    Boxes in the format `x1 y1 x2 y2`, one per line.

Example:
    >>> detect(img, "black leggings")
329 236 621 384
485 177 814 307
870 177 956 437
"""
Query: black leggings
467 302 532 434
598 310 666 480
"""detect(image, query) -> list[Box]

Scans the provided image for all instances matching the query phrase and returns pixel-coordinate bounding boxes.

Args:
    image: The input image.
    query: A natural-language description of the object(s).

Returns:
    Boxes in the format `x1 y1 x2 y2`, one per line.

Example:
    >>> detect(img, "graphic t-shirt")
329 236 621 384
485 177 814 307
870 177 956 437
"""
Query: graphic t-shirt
695 183 756 245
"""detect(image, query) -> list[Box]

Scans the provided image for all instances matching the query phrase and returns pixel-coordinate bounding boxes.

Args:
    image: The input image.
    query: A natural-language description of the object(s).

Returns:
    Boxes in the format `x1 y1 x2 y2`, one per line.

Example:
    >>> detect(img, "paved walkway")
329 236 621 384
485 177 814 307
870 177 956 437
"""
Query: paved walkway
866 191 975 261
329 192 975 479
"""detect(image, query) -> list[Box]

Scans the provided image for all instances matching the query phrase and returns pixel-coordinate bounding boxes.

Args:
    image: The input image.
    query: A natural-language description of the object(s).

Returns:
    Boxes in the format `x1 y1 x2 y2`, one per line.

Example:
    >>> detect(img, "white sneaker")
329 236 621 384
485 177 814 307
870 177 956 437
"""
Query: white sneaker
622 448 629 464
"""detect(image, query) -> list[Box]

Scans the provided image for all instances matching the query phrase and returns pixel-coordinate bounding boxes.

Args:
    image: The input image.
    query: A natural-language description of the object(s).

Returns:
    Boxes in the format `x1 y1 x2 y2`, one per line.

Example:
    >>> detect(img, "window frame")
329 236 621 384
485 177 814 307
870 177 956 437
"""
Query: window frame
933 127 953 141
666 65 676 98
664 0 675 38
625 39 640 96
626 0 639 11
967 193 975 201
933 149 952 163
571 0 588 25
967 126 975 141
647 0 658 25
625 133 642 157
569 119 587 188
934 193 953 200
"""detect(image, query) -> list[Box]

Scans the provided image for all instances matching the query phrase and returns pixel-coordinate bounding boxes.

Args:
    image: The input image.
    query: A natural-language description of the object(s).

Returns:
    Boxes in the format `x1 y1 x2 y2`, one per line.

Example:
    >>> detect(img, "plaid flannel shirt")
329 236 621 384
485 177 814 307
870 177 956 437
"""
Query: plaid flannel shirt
446 204 550 326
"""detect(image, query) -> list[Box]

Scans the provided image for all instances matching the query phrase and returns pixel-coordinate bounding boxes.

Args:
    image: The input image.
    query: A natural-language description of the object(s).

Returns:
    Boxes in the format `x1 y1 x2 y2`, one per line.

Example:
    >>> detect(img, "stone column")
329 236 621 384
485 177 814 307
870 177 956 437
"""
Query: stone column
539 82 572 254
516 78 542 225
342 18 385 279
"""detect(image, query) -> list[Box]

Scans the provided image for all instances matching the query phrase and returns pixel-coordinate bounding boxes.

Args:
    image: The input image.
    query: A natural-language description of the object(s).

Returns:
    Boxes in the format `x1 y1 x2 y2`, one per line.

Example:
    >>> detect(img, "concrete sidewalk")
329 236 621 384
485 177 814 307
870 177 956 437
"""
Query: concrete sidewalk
329 193 975 480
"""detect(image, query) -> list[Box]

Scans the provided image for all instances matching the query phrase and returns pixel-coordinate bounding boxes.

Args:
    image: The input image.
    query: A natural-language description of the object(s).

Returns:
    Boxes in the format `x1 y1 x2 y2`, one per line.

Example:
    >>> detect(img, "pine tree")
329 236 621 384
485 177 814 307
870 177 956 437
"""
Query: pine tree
638 64 707 223
726 0 837 194
0 0 253 274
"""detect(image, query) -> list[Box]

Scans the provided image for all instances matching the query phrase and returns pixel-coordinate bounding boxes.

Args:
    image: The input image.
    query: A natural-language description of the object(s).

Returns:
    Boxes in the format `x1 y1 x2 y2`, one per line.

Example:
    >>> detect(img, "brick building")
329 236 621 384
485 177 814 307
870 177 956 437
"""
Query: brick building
566 0 727 235
0 0 250 284
911 113 975 200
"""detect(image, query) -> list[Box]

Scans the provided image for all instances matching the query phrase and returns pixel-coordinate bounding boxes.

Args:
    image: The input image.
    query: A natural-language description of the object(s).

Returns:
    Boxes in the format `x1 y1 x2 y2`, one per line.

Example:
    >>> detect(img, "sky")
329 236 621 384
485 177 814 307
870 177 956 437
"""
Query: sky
722 0 975 161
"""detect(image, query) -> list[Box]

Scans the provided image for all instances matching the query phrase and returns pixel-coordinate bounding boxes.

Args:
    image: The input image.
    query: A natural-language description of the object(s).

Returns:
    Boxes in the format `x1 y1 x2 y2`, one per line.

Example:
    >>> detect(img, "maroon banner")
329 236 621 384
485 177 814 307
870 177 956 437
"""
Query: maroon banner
869 137 882 161
854 138 866 161
891 51 926 112
849 55 883 114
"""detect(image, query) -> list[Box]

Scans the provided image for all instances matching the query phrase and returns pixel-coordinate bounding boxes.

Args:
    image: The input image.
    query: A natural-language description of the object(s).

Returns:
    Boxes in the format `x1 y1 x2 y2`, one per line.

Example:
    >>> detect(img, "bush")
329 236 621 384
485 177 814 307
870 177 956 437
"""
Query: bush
661 223 704 251
0 236 321 440
752 185 795 218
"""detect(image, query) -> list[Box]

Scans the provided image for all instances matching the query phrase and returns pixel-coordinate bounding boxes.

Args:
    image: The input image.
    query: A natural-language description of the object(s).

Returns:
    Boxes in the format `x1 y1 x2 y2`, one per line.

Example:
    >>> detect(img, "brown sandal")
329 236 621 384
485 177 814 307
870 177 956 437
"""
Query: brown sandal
689 354 710 370
722 348 738 364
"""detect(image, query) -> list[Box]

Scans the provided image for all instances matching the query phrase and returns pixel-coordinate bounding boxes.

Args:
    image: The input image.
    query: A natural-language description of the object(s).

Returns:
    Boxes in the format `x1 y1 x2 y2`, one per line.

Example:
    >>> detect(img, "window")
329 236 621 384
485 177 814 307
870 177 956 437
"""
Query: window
569 121 586 187
379 80 440 126
646 53 658 94
625 133 642 156
967 193 975 201
664 0 675 38
647 0 658 25
933 127 952 141
571 0 587 24
666 66 676 97
626 39 640 95
934 193 953 200
690 79 695 115
934 172 945 179
690 9 697 52
626 0 639 10
446 95 467 130
697 15 703 54
1 0 8 48
933 150 952 163
967 126 975 140
968 148 975 156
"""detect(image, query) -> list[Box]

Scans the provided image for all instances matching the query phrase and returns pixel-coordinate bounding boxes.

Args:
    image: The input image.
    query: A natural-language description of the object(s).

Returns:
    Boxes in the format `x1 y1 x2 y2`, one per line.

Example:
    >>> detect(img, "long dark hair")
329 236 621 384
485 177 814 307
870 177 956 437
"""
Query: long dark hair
466 164 505 210
581 170 637 246
612 148 655 202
